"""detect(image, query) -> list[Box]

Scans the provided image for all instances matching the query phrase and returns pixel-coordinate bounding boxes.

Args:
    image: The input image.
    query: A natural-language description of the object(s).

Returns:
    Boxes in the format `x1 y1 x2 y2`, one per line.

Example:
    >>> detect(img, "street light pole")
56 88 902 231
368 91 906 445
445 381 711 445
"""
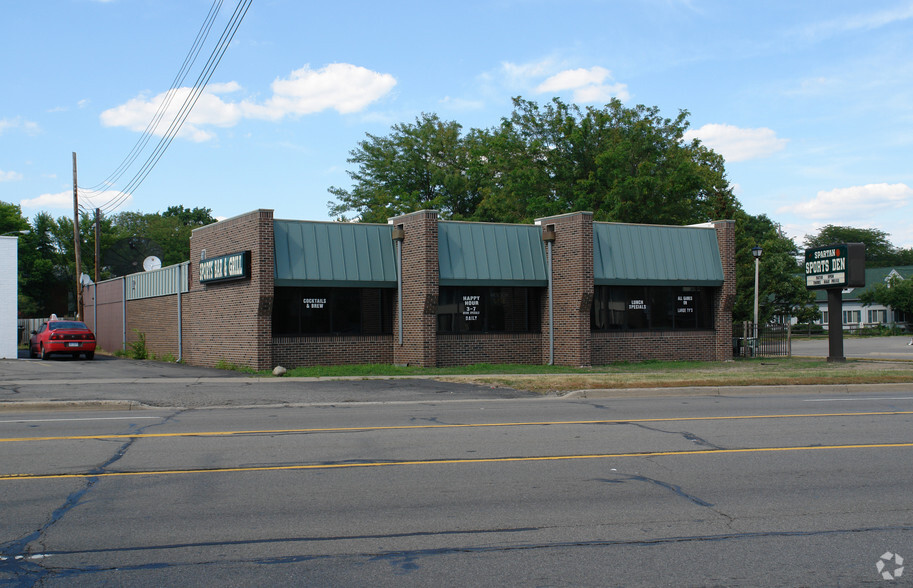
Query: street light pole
752 245 763 340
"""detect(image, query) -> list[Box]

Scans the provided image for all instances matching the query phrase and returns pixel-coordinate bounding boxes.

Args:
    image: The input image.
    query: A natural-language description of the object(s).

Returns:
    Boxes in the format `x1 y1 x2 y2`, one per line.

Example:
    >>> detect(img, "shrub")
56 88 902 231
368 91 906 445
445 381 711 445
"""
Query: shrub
127 329 148 360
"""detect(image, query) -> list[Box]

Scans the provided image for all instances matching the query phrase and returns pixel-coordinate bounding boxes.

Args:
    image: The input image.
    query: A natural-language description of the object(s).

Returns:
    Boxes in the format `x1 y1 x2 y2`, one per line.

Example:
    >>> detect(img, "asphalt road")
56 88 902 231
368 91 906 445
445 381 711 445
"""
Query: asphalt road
2 388 912 586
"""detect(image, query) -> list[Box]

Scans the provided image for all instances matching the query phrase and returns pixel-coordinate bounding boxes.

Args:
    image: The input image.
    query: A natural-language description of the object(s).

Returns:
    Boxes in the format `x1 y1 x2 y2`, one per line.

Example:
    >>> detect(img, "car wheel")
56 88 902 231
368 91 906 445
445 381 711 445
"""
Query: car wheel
40 345 49 360
85 351 94 360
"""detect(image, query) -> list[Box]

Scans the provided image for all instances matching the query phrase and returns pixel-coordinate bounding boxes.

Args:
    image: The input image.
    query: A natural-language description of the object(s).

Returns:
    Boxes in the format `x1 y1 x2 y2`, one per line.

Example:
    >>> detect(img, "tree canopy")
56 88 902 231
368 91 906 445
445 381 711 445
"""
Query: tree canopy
734 212 818 325
328 98 824 326
12 205 215 317
803 225 913 267
860 274 913 321
329 97 739 225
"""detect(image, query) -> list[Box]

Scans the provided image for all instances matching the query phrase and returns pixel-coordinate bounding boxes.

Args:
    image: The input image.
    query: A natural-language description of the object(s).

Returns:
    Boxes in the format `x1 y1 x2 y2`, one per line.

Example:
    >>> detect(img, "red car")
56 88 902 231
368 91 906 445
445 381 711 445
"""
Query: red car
29 318 97 360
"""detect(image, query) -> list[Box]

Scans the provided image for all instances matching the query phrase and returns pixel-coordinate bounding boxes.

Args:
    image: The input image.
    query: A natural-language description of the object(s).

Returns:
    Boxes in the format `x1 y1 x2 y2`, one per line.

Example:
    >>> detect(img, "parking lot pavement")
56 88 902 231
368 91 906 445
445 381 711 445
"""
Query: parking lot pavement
790 335 913 360
0 351 534 409
5 348 248 381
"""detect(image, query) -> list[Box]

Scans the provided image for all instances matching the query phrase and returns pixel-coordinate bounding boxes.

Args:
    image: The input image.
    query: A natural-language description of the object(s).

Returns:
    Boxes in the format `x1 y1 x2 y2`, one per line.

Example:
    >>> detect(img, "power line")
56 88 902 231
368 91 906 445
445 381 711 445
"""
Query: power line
79 0 225 195
79 0 251 214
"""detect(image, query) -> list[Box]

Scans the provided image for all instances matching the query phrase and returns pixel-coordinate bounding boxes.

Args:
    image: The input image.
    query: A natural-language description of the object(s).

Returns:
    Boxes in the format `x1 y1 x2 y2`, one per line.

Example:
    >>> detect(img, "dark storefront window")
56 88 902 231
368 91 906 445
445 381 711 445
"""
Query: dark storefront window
273 287 394 335
437 287 541 333
591 285 713 331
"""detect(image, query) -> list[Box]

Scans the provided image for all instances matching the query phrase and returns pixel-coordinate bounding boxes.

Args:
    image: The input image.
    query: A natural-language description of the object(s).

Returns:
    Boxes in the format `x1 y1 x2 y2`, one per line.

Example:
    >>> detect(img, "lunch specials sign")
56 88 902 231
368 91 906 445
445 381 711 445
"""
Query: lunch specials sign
199 251 251 284
804 243 865 290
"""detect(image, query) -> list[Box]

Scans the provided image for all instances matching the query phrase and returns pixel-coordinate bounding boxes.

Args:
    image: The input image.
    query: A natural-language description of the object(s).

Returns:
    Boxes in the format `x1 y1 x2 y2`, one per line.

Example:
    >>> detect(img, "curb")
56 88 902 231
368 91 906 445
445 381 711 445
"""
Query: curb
0 400 147 413
561 382 913 399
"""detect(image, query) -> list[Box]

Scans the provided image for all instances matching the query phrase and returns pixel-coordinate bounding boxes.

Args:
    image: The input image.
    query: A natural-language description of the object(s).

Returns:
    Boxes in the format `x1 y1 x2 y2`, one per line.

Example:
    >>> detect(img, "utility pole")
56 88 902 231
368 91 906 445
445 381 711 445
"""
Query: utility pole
72 152 83 321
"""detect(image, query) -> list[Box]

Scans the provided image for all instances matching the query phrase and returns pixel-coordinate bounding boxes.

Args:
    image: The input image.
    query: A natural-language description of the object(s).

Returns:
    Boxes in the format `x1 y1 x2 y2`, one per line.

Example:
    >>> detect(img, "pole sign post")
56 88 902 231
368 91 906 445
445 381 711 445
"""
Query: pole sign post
804 243 865 362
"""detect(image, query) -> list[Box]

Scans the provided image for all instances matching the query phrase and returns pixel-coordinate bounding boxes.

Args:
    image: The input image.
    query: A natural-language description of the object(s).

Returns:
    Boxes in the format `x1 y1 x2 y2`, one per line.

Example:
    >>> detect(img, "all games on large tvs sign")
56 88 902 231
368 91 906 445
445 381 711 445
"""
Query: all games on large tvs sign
804 243 865 290
199 251 251 284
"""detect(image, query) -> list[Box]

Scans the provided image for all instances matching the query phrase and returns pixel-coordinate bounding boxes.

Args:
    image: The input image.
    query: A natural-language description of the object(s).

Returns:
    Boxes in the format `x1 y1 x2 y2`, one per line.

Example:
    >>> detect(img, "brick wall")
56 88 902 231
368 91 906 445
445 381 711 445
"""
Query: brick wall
537 212 594 366
273 335 394 367
390 210 439 367
591 331 718 363
126 295 180 359
185 209 275 370
437 333 542 367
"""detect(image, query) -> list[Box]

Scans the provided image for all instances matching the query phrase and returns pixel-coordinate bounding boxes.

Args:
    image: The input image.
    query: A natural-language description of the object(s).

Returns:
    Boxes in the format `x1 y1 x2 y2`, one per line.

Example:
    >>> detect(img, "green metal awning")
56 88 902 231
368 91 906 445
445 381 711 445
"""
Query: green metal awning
593 223 724 286
438 221 548 287
274 220 397 287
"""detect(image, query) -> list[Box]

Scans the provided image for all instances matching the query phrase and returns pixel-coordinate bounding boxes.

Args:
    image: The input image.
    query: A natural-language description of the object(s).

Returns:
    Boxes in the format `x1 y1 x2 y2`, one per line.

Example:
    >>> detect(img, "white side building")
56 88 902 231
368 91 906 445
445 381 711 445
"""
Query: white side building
0 236 18 359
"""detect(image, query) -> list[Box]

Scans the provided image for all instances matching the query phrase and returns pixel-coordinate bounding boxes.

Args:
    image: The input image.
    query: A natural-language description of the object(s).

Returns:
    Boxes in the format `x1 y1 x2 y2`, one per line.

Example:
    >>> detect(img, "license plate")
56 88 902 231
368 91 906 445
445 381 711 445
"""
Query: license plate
66 342 82 348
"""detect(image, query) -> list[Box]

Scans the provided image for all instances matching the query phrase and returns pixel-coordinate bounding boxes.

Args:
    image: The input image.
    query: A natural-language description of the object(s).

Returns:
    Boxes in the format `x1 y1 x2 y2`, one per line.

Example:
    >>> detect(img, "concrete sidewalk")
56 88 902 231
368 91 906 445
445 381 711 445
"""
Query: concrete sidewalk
2 345 912 411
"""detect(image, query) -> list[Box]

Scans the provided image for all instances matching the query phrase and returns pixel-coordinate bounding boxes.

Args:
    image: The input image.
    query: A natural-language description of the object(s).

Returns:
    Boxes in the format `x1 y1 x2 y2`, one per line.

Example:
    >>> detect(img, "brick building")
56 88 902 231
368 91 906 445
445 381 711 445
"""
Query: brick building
84 209 735 370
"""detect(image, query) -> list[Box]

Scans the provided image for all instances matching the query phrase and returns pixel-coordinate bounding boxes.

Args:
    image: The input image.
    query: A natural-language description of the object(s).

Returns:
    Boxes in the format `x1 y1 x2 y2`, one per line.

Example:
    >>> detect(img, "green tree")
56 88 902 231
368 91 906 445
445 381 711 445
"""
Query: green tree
0 200 30 235
107 206 215 269
860 275 913 323
734 212 818 325
328 97 739 225
16 212 74 317
328 113 481 223
482 97 738 224
803 225 901 267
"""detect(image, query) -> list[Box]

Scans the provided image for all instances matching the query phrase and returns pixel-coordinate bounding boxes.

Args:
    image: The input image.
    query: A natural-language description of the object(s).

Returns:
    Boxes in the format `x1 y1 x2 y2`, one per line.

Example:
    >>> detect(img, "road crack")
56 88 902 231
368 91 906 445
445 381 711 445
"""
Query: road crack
0 408 189 585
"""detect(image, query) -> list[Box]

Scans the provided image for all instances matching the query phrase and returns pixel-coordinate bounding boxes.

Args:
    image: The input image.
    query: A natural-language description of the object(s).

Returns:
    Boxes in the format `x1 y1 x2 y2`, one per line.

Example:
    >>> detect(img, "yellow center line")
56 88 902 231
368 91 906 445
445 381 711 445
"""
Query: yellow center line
2 442 912 481
0 410 911 444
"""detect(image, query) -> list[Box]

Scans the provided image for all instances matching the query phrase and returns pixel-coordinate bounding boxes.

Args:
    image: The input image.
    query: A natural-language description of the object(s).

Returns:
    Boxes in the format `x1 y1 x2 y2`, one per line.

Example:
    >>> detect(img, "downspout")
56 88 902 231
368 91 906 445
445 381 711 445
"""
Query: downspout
543 226 556 365
121 276 127 353
92 284 97 335
177 263 183 363
392 226 405 345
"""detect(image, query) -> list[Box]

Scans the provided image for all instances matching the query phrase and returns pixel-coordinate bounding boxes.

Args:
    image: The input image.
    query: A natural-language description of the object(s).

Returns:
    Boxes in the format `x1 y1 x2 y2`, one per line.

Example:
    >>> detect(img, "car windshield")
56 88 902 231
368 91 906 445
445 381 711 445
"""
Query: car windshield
48 321 89 331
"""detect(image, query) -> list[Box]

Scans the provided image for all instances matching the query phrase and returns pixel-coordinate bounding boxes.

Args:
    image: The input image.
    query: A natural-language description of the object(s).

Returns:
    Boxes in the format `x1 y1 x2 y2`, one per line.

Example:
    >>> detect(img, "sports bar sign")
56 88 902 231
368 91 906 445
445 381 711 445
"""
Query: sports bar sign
199 250 251 284
804 243 865 290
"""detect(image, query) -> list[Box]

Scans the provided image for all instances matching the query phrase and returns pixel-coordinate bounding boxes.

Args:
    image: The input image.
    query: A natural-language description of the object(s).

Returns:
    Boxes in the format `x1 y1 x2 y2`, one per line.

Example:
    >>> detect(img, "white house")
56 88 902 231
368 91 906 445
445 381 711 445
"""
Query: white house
811 265 912 330
0 236 18 358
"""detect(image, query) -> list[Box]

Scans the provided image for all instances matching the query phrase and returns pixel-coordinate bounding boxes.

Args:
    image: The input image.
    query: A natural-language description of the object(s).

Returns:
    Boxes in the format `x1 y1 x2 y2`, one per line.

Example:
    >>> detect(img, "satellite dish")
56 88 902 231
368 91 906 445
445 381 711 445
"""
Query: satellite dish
105 237 164 277
142 256 162 271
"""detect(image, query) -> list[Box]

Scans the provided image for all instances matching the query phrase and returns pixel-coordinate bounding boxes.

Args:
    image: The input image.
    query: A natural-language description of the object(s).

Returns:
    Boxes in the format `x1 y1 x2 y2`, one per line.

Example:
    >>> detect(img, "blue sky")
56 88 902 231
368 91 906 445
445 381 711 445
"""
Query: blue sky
2 0 912 248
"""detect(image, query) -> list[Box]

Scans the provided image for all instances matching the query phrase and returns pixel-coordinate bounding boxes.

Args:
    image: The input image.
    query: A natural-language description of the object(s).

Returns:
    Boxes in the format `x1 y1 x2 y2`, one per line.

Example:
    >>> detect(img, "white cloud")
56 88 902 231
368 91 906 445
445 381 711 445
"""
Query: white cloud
242 63 397 120
0 117 40 136
100 63 396 141
495 61 630 103
20 189 132 212
501 58 560 86
0 170 23 182
439 96 485 111
536 67 608 93
777 182 912 220
535 66 630 102
100 85 244 143
20 191 74 210
684 123 788 162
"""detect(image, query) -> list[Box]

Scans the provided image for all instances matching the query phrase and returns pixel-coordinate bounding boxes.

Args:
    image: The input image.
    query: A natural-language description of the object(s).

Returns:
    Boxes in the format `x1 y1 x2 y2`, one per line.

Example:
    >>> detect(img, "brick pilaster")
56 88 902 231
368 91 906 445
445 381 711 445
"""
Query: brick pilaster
712 219 736 360
536 212 594 367
390 210 439 367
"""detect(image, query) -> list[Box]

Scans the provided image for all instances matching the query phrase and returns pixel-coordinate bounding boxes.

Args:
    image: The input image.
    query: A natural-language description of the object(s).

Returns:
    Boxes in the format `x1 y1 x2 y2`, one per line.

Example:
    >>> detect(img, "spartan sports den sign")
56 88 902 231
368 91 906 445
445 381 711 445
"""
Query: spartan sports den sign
804 243 865 290
199 251 251 284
